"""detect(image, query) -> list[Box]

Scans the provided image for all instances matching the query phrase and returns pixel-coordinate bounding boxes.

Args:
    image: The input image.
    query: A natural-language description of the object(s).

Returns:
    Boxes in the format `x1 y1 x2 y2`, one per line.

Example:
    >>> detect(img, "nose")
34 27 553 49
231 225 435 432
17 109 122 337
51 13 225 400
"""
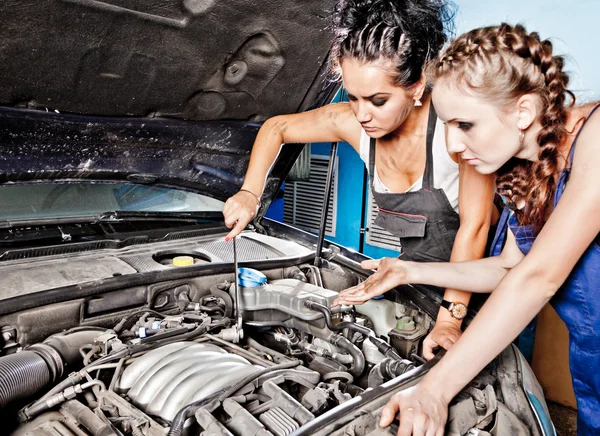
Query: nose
445 129 467 155
354 101 372 124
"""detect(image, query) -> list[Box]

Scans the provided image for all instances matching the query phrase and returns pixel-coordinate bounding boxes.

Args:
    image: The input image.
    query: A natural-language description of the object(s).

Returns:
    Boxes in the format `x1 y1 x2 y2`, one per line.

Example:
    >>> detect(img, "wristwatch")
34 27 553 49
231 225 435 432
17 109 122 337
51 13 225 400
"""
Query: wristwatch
440 300 468 320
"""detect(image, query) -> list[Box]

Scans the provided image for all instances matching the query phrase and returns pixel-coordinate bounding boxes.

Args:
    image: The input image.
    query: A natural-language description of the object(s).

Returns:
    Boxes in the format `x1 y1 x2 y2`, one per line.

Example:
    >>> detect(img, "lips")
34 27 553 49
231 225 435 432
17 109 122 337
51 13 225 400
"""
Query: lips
362 125 378 132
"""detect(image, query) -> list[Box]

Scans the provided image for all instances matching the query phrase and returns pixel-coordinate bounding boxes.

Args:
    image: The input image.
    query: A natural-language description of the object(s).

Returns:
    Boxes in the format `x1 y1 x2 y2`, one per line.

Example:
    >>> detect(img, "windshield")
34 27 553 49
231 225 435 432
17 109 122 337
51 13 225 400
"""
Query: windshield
0 182 224 221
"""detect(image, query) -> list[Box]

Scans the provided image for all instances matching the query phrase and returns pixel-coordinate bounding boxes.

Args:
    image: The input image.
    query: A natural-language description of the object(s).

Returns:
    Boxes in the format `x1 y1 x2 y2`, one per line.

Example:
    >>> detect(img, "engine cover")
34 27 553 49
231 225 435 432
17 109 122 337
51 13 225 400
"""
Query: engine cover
116 342 262 422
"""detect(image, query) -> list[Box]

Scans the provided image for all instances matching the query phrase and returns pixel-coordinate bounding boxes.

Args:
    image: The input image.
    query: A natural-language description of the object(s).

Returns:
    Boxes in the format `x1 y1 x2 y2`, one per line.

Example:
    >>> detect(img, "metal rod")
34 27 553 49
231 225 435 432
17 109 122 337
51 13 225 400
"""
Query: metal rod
233 237 243 332
314 142 338 267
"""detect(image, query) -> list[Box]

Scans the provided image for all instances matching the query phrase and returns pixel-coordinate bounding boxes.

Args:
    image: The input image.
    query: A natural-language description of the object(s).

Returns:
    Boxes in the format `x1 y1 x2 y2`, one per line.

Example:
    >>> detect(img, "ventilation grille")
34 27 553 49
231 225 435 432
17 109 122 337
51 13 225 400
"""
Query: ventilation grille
283 154 337 236
198 237 283 262
365 189 401 251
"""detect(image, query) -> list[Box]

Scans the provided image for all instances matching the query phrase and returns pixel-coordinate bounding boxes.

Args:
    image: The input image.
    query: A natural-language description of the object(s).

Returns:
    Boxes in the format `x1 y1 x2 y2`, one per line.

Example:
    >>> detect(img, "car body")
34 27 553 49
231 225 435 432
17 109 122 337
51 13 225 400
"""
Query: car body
0 1 555 435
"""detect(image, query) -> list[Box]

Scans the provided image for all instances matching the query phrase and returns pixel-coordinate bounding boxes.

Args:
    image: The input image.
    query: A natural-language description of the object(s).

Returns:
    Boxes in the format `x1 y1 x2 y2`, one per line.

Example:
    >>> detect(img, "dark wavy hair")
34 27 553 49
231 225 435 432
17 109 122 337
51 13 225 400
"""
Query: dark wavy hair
330 0 456 87
431 23 575 232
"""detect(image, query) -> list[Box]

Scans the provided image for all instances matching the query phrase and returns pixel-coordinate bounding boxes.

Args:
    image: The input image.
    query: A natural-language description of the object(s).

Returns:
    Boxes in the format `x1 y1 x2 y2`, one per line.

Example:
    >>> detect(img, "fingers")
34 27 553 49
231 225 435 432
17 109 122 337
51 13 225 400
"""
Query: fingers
360 259 380 270
412 413 429 436
223 193 259 240
340 278 390 302
422 337 437 361
225 218 248 241
397 406 415 436
379 395 400 428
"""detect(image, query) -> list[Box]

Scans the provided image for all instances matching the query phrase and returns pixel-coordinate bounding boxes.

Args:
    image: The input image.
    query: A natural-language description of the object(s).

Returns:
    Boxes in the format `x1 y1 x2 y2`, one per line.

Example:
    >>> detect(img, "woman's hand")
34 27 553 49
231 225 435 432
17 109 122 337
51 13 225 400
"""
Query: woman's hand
422 320 462 360
379 382 449 436
333 258 411 306
222 190 261 241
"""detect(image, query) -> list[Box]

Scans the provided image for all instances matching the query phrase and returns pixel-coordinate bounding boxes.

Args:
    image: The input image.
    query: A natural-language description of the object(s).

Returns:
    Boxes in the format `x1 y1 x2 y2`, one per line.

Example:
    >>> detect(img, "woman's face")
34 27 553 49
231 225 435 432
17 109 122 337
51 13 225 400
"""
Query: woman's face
341 57 417 138
432 79 522 174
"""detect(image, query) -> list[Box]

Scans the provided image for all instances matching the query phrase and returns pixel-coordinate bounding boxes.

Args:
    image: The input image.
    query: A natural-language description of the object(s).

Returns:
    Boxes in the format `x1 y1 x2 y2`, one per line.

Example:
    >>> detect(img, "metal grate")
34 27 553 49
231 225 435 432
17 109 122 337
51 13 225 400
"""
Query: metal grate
199 237 283 262
365 189 402 251
283 154 337 237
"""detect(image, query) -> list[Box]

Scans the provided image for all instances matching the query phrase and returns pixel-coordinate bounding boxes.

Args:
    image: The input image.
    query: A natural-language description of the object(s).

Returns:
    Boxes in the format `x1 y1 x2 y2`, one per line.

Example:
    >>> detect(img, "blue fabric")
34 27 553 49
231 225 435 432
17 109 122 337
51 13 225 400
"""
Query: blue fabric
489 105 600 436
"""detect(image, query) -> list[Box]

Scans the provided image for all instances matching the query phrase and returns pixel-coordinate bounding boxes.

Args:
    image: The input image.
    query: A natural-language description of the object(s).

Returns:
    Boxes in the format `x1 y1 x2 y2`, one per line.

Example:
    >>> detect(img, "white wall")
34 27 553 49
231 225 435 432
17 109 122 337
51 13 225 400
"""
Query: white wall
454 0 599 102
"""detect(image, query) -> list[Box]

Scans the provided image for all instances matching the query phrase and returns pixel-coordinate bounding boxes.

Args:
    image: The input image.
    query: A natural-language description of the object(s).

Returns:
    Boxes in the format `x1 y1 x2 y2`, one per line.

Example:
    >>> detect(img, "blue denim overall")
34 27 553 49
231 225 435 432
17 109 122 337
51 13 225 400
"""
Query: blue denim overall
489 105 600 435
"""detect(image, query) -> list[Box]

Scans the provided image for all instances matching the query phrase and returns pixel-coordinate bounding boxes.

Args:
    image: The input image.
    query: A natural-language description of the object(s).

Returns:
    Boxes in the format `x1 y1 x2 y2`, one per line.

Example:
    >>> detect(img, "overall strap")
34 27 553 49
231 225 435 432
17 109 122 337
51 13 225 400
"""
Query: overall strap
422 102 438 190
369 102 438 190
368 137 376 187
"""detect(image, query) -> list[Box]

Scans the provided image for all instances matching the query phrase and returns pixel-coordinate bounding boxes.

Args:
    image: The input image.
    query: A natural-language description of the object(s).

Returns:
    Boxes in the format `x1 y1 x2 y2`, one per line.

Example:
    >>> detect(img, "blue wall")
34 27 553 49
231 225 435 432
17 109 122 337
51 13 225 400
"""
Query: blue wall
310 141 365 250
454 0 600 102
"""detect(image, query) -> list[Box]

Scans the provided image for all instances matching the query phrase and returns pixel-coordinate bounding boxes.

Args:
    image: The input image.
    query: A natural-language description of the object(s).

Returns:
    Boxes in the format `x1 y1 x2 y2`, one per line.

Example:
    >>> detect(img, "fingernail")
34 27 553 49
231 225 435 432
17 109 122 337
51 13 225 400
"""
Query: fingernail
225 237 230 242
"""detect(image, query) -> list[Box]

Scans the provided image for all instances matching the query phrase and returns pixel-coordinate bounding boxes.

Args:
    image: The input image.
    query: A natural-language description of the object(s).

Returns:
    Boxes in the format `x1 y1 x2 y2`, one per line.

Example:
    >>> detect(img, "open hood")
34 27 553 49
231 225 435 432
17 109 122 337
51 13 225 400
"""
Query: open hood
0 0 337 206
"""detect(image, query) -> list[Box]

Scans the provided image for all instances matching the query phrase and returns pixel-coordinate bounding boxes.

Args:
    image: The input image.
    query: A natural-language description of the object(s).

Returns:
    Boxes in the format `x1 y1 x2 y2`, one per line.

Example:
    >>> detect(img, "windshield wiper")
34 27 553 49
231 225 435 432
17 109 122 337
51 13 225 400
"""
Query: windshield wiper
95 210 224 223
0 211 224 230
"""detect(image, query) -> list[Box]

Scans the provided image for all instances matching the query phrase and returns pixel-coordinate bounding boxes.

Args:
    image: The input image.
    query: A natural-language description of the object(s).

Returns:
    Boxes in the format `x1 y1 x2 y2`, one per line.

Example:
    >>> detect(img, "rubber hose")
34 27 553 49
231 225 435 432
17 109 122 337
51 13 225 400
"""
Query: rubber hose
43 329 105 366
367 336 404 362
368 357 415 388
329 334 365 377
304 301 372 337
284 266 307 282
210 284 233 318
0 351 52 409
167 391 225 436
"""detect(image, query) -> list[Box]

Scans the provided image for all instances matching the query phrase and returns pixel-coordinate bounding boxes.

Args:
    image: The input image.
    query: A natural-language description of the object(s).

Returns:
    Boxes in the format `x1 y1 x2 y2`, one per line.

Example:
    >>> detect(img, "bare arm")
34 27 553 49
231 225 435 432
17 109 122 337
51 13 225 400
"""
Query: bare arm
380 113 600 434
223 103 361 239
423 160 495 357
408 229 523 291
333 227 524 306
334 227 523 304
424 114 600 403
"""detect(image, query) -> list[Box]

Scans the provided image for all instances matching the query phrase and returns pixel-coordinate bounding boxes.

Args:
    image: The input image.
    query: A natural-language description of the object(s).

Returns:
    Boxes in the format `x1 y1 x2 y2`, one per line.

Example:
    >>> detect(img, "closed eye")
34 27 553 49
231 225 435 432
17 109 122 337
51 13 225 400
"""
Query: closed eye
371 99 387 107
457 121 473 131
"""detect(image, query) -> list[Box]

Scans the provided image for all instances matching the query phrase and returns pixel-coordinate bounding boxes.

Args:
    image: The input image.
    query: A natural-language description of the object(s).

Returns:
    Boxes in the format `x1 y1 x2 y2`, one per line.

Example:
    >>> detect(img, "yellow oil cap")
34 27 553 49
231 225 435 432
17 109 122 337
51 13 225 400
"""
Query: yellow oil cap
172 256 194 267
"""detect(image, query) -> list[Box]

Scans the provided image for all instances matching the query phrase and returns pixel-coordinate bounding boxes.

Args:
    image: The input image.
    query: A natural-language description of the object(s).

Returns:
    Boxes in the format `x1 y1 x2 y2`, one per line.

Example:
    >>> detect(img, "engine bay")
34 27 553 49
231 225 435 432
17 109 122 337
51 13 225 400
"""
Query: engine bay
2 269 432 436
0 231 545 436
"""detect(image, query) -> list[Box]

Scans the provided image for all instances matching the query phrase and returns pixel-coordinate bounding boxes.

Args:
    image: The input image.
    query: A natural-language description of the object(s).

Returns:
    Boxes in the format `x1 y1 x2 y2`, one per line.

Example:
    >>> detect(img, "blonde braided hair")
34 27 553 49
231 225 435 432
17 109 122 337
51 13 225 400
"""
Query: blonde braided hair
432 23 574 231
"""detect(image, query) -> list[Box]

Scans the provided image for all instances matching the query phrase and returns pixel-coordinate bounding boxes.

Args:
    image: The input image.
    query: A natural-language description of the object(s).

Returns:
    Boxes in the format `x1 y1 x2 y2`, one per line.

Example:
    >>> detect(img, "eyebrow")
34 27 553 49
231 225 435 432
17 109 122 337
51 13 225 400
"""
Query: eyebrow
347 92 391 99
446 118 471 123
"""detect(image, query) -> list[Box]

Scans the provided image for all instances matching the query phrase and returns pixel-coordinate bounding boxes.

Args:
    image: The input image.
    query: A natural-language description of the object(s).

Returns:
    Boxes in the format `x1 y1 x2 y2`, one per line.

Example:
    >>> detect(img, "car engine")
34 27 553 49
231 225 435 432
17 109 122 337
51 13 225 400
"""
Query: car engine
2 267 432 436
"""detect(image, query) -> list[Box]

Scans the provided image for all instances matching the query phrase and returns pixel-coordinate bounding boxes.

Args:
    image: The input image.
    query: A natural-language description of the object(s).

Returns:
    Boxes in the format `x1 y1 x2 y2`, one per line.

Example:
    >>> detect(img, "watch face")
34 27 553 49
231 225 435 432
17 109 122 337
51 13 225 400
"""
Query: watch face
451 303 468 320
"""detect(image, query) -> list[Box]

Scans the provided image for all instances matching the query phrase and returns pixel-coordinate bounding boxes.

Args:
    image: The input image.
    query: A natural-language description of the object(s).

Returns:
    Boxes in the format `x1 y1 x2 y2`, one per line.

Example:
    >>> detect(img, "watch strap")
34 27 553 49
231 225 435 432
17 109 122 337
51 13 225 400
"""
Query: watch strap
440 299 452 311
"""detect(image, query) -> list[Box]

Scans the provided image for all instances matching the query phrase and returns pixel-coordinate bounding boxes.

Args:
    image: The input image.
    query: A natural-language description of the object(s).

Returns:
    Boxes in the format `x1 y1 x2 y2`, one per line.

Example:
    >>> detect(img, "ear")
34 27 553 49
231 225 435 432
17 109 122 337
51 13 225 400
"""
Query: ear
515 94 538 130
412 75 427 100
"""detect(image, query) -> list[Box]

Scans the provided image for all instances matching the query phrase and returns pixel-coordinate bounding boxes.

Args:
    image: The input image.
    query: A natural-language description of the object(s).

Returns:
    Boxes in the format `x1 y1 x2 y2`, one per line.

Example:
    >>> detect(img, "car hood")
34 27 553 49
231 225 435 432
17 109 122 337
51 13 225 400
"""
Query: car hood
0 0 336 205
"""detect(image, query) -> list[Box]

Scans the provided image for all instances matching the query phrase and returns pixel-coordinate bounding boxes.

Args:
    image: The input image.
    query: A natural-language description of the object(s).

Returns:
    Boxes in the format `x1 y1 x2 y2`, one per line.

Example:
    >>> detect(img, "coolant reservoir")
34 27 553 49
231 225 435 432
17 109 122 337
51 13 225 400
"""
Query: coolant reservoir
355 299 397 338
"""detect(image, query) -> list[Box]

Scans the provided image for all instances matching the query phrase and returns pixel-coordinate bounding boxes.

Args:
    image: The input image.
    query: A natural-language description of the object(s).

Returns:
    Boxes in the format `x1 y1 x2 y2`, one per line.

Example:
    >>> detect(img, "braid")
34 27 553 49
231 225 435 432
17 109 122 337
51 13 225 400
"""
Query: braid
432 23 574 232
330 0 455 86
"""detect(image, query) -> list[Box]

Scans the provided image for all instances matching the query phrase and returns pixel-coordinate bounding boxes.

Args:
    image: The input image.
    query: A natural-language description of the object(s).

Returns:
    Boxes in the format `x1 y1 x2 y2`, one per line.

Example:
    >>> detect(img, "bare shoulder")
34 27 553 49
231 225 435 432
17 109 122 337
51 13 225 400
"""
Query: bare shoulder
318 103 362 147
570 103 600 170
269 102 361 147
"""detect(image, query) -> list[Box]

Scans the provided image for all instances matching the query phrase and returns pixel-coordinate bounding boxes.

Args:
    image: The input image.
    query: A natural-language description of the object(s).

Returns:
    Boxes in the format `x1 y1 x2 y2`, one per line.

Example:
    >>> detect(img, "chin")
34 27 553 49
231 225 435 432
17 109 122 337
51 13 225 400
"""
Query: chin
473 162 500 175
367 129 393 139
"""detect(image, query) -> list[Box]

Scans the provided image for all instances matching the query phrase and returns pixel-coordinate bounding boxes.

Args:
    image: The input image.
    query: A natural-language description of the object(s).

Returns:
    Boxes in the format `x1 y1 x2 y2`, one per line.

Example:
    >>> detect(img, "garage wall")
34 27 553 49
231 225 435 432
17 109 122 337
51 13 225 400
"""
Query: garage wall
454 0 599 102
